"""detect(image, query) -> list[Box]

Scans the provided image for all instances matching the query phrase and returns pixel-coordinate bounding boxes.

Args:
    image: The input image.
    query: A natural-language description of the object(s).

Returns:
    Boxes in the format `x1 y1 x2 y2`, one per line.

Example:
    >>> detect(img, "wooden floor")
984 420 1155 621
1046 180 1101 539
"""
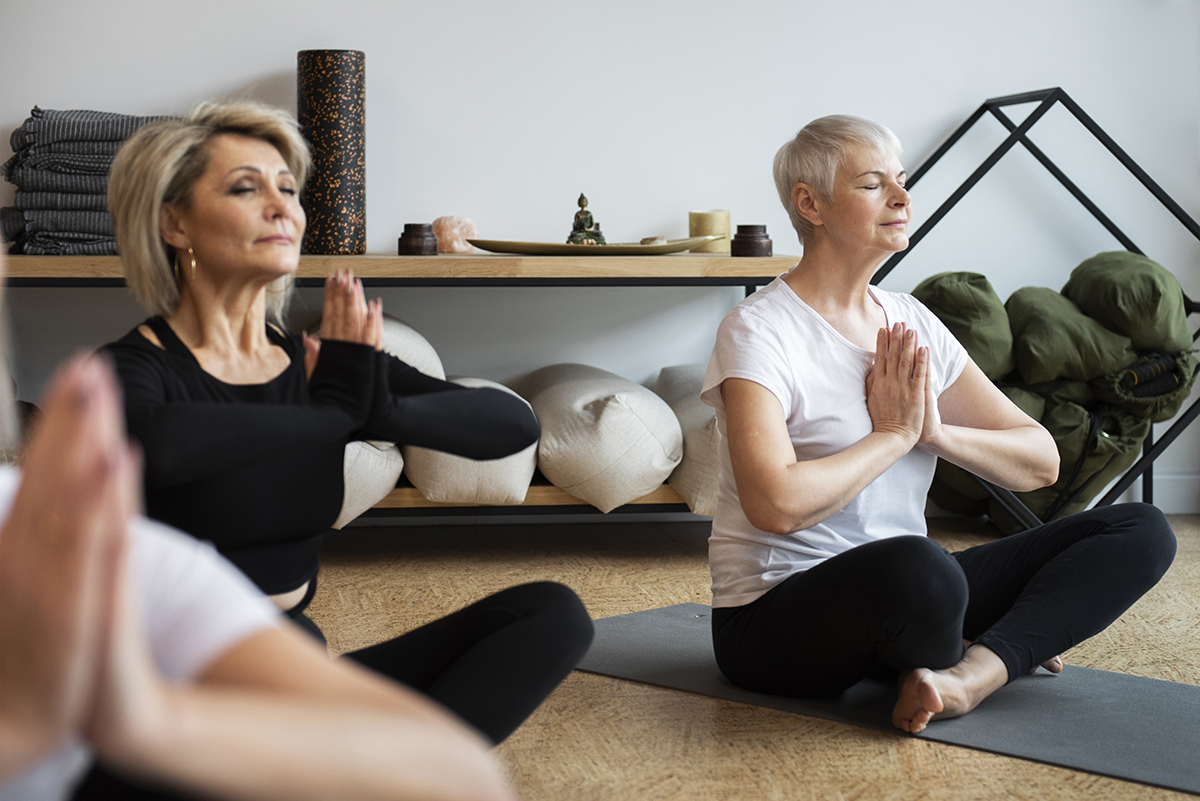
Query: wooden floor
307 513 1200 801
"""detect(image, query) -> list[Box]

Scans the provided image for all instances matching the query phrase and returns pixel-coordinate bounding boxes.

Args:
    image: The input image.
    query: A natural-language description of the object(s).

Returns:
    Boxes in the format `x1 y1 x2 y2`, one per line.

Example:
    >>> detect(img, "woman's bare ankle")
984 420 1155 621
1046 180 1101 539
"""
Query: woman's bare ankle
938 644 1008 716
892 645 1008 733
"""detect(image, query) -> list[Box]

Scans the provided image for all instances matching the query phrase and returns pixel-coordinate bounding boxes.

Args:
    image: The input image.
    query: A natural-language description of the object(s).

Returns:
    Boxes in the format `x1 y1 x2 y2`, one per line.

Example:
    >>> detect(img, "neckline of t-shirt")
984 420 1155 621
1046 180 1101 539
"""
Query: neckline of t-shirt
148 316 297 389
773 277 892 355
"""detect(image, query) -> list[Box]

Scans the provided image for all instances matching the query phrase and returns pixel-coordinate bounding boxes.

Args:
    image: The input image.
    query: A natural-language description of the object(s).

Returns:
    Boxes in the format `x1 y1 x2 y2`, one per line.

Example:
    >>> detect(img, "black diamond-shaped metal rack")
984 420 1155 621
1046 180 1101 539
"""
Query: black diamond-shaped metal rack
872 87 1199 529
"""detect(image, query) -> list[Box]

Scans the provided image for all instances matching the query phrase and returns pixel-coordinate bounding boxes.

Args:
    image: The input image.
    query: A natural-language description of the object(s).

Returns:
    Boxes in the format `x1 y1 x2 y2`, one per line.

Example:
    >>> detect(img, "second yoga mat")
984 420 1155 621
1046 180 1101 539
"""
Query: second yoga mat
577 603 1200 796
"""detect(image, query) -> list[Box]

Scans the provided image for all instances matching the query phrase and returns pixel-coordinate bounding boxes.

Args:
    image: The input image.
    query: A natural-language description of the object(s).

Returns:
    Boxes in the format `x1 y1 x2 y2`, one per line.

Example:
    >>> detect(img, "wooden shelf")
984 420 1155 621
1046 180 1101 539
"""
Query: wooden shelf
6 252 798 285
373 483 685 509
9 251 742 516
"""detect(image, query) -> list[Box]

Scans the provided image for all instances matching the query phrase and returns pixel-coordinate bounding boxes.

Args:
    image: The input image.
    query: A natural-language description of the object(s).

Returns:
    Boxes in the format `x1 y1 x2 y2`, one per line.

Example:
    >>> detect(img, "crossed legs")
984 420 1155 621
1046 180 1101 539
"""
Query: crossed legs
712 503 1176 732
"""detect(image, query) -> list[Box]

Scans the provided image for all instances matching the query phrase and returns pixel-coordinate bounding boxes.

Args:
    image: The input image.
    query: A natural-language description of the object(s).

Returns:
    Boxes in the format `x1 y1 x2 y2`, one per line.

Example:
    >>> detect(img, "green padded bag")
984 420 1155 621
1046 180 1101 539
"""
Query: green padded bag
1006 287 1136 384
912 272 1014 380
1062 251 1193 353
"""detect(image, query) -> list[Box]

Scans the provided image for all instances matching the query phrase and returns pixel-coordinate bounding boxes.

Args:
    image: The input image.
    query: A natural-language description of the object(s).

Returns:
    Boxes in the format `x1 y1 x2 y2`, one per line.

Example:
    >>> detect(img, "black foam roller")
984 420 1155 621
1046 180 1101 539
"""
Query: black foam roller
297 49 365 255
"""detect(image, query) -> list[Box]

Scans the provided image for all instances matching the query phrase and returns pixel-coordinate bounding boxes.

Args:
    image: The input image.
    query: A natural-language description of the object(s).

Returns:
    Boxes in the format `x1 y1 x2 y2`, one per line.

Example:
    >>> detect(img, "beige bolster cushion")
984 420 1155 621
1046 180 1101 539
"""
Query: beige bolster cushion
402 378 538 505
331 314 445 528
515 363 683 513
656 364 719 517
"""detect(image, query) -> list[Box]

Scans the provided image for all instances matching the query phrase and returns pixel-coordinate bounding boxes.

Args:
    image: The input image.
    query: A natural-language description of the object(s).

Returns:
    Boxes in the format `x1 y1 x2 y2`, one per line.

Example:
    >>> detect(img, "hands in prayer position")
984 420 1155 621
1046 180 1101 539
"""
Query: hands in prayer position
304 269 383 380
0 355 154 779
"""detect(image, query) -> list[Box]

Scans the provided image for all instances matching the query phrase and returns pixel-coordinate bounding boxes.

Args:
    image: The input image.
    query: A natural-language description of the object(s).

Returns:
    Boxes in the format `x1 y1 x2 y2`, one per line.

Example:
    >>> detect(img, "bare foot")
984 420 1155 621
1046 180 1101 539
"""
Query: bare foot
892 645 1008 734
1032 655 1063 674
893 669 943 734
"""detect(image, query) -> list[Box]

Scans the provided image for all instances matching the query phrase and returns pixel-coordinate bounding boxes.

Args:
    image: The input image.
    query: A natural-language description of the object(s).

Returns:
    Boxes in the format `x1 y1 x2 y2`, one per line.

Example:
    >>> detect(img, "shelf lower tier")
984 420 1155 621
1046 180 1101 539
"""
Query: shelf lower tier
371 482 685 509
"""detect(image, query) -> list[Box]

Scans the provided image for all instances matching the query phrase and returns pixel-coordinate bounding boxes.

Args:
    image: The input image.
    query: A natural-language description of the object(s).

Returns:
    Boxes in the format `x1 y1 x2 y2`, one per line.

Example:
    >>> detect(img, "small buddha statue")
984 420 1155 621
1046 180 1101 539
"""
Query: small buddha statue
567 193 607 245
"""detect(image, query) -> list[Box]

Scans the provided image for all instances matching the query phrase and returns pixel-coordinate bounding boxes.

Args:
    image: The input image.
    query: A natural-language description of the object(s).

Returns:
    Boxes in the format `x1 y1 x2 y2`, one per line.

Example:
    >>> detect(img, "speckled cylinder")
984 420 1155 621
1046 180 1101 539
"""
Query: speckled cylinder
297 49 365 255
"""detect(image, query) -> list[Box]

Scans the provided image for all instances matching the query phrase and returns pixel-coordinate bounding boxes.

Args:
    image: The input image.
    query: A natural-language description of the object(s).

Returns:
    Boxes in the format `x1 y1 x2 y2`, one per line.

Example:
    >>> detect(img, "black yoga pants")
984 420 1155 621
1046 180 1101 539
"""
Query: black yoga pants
344 580 594 745
72 581 593 800
712 503 1175 698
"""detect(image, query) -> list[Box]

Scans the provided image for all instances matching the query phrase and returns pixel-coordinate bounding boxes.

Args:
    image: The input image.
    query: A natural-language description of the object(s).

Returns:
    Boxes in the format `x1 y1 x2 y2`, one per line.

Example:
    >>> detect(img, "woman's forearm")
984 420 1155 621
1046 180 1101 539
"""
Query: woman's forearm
101 686 515 801
922 422 1059 492
739 429 916 535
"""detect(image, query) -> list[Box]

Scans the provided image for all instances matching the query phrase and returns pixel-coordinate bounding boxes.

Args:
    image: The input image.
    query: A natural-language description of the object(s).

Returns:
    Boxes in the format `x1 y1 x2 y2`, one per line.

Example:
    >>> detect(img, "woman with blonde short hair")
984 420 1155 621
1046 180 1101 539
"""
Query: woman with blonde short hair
91 102 591 795
703 114 1175 733
109 101 309 323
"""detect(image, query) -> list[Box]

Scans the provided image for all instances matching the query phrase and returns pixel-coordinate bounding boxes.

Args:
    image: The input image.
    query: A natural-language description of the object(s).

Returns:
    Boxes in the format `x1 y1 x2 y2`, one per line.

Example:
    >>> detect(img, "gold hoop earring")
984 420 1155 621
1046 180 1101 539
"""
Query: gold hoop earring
188 248 196 282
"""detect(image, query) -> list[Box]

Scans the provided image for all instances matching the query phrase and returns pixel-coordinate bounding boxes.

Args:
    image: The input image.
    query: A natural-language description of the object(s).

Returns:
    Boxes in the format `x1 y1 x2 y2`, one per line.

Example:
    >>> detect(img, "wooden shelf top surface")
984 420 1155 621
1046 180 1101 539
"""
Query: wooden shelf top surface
7 252 798 282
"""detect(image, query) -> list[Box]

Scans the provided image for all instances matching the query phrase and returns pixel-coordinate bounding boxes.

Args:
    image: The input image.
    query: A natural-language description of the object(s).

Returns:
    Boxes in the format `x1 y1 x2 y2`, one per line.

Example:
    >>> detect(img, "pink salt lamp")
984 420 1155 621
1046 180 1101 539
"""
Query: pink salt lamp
432 216 478 253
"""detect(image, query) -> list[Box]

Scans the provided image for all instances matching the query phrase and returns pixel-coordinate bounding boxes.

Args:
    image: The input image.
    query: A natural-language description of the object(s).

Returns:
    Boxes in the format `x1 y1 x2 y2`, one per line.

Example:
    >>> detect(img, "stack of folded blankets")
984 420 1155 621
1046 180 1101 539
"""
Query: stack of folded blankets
2 107 168 255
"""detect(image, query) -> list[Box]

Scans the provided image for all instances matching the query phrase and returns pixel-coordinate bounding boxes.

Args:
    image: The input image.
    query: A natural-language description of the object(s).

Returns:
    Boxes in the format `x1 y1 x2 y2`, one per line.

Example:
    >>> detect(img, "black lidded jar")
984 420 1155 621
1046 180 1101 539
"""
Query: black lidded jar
398 223 439 255
730 224 772 257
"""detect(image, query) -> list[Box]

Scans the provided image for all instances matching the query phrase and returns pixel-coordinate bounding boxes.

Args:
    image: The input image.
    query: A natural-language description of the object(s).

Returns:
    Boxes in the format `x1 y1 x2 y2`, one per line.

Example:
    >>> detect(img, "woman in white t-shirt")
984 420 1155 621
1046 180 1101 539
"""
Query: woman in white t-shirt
701 115 1175 734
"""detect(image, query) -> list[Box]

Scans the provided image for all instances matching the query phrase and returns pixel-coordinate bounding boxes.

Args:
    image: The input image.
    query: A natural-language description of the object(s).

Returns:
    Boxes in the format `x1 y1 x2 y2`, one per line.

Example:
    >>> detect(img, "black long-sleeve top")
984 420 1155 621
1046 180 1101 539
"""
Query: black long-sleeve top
104 317 540 594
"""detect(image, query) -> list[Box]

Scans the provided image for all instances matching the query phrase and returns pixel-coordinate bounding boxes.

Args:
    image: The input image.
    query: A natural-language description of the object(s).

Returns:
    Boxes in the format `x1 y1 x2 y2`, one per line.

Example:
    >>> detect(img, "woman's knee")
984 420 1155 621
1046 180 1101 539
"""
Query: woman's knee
498 581 594 653
869 536 968 616
1069 502 1176 586
1118 503 1176 582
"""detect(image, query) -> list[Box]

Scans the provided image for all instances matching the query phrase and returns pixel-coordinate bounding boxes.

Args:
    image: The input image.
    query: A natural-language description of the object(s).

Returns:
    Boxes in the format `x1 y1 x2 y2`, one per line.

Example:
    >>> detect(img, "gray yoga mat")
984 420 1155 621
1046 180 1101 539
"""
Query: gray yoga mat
577 603 1200 795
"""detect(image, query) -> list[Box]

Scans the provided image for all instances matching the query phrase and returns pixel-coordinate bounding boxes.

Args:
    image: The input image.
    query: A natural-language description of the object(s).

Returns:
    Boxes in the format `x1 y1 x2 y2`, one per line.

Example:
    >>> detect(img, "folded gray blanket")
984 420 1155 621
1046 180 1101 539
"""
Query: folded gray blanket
14 191 108 211
25 140 125 156
7 166 108 194
9 107 170 150
7 230 118 256
4 151 113 179
2 208 112 240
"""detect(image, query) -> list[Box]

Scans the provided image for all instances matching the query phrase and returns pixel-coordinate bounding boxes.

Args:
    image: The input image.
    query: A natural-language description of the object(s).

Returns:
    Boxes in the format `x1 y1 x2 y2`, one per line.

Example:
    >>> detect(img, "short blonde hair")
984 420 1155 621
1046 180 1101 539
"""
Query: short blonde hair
773 115 902 246
109 101 311 322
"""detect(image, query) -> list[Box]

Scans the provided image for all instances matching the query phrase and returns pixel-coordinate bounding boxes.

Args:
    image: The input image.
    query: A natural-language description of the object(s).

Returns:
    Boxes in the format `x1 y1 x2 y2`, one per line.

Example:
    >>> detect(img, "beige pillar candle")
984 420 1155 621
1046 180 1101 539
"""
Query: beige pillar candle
689 210 731 253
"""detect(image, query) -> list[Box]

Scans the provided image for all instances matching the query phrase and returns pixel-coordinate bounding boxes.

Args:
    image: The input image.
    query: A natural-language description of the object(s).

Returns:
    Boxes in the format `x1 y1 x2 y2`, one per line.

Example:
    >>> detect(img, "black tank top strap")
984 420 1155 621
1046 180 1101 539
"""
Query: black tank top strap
264 321 296 355
143 316 191 356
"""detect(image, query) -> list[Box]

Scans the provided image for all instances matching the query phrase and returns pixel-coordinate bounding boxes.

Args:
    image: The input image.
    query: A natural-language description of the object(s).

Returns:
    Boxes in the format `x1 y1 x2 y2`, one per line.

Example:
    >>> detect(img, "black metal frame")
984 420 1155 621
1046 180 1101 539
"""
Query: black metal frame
873 87 1200 529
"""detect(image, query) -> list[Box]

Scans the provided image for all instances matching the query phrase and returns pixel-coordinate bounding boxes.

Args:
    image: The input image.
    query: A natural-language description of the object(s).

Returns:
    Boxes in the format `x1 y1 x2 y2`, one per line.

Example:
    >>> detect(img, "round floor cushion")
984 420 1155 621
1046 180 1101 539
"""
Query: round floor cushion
656 364 719 517
403 377 538 505
328 314 445 528
515 363 683 513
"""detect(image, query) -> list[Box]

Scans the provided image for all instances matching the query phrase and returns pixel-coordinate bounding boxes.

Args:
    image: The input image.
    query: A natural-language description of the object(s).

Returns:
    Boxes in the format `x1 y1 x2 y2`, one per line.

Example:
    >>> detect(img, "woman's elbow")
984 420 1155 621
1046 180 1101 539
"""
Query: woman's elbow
741 493 802 537
1026 459 1059 491
1009 430 1060 491
1028 429 1060 489
474 392 540 458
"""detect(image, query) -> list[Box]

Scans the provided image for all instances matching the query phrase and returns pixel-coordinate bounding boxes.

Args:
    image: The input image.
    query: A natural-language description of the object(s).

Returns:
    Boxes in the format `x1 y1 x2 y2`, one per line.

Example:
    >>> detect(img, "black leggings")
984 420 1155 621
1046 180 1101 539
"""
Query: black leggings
712 503 1175 698
73 581 593 800
339 581 593 744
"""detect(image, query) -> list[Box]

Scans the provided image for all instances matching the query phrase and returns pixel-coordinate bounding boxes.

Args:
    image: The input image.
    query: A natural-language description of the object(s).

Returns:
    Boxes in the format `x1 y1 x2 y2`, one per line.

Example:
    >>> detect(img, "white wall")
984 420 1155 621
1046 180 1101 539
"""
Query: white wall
3 0 1198 510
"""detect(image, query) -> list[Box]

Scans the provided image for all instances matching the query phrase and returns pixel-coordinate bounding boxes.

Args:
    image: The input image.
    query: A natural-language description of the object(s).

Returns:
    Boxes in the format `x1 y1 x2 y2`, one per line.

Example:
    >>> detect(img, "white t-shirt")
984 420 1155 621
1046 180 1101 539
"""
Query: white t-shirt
0 465 280 801
700 271 968 608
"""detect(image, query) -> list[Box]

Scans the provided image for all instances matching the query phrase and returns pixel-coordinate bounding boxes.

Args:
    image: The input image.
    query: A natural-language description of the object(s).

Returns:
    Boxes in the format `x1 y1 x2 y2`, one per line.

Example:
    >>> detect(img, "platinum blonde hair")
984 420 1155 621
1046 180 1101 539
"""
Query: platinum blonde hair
108 101 311 323
773 115 902 245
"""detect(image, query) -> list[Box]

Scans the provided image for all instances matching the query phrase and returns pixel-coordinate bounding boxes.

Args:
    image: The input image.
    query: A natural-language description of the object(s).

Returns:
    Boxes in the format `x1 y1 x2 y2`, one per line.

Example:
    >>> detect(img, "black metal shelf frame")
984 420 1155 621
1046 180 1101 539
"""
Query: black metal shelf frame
873 87 1200 528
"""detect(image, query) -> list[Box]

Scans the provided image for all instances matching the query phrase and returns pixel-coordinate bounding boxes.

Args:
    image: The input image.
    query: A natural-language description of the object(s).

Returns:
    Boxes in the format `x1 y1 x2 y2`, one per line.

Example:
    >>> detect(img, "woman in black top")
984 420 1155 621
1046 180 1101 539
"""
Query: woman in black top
97 101 593 754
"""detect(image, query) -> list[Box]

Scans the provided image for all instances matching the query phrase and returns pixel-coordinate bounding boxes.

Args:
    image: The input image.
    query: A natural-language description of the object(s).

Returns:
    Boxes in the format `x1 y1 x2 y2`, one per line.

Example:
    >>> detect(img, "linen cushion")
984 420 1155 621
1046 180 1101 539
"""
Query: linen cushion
656 364 719 516
402 377 538 505
330 314 445 528
515 363 683 513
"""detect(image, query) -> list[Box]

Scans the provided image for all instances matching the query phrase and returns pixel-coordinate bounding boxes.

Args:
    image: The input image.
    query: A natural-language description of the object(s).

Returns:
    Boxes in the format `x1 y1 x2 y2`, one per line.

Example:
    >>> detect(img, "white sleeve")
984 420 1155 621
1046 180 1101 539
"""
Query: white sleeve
131 517 281 682
701 307 796 415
